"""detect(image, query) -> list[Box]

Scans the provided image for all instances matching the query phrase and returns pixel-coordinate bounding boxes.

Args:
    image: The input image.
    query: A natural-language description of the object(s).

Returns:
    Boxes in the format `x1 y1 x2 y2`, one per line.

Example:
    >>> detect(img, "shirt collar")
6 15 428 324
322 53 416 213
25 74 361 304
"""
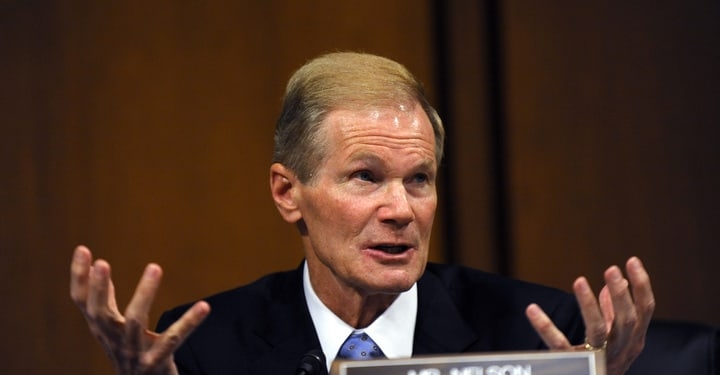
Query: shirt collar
303 261 417 370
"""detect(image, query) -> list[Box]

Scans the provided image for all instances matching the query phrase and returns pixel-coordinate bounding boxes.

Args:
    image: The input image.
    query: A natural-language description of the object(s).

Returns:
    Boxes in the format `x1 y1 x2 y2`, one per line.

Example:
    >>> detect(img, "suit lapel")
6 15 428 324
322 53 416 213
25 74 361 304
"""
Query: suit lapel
413 270 487 355
246 265 325 375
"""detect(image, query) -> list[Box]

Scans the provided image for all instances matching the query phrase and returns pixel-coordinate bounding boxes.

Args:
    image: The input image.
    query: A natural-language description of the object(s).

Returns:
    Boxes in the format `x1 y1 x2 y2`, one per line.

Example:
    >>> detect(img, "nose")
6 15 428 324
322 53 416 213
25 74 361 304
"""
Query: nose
377 181 414 227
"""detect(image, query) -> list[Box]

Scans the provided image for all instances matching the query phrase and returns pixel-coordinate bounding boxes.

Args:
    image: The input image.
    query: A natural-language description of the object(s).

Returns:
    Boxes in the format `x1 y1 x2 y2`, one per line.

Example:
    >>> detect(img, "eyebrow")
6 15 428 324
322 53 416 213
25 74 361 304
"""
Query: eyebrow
346 151 382 165
346 151 437 172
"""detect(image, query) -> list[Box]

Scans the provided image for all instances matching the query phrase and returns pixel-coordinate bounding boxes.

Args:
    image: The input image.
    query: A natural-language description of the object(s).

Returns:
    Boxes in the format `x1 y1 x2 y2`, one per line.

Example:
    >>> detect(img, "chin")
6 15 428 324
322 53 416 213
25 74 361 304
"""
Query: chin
371 269 421 293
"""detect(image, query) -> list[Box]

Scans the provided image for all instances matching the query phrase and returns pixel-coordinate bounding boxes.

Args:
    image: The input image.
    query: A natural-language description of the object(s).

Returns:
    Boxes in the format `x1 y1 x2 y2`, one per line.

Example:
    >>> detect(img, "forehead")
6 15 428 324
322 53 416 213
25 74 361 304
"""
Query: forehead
321 104 436 154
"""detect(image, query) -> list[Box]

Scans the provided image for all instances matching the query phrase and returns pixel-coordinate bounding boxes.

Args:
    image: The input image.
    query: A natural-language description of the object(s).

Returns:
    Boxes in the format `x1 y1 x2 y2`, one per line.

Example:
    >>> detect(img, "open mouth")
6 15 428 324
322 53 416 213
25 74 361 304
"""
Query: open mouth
372 244 411 254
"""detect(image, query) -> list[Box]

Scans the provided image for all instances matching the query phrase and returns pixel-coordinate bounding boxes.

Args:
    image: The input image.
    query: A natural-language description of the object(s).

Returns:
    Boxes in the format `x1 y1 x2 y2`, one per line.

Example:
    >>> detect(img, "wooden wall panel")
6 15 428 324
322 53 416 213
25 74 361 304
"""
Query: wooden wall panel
500 1 720 326
438 1 502 272
0 2 439 374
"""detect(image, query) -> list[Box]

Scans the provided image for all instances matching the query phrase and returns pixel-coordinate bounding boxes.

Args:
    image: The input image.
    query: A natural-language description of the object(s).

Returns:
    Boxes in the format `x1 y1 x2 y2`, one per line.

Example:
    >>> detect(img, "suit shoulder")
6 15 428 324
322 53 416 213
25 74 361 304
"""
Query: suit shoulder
420 263 585 349
156 268 300 331
423 262 577 311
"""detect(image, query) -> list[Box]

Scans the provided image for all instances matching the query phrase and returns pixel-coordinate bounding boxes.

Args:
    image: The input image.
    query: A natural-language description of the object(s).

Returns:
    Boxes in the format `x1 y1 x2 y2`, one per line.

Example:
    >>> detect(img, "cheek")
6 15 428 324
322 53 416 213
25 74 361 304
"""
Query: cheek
330 199 372 231
309 192 365 231
416 197 437 226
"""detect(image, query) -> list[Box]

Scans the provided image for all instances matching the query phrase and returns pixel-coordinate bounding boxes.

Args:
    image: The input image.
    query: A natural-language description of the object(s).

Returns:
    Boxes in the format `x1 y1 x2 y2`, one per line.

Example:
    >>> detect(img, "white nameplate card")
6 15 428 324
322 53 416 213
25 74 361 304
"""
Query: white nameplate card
331 349 606 375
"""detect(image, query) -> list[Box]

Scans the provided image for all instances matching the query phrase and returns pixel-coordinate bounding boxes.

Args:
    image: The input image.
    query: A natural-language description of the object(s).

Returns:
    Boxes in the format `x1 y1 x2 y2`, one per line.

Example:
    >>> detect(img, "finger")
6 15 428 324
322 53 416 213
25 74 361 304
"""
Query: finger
626 257 655 329
124 263 163 326
605 265 638 341
146 301 211 363
573 277 607 347
108 279 120 314
86 259 114 319
526 303 572 349
599 285 614 331
70 245 93 309
124 264 164 358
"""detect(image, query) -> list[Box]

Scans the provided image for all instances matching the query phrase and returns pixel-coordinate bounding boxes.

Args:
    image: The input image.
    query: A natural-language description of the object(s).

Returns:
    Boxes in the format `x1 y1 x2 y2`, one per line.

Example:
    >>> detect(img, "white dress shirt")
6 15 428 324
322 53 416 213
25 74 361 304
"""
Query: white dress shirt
303 261 417 371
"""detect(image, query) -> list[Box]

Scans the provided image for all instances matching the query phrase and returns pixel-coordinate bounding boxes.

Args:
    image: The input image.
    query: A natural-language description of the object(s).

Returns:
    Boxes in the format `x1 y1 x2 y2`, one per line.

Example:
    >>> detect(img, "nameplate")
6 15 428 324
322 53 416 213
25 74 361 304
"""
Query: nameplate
330 349 605 375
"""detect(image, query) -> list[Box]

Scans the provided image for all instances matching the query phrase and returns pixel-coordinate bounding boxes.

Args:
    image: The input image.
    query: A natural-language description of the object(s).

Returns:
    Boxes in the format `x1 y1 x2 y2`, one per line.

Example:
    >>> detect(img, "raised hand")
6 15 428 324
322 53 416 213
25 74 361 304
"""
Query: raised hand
526 257 655 375
70 245 211 375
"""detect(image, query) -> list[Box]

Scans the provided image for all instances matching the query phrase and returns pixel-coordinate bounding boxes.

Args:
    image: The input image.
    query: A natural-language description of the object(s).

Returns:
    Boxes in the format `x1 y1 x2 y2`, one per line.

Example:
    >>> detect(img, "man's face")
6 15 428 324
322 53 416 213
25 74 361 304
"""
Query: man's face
295 103 437 296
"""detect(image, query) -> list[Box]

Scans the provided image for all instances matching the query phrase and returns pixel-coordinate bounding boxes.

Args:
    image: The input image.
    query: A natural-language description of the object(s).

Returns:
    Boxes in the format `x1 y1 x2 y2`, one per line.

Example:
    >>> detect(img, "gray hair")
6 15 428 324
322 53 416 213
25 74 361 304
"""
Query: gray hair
273 52 445 183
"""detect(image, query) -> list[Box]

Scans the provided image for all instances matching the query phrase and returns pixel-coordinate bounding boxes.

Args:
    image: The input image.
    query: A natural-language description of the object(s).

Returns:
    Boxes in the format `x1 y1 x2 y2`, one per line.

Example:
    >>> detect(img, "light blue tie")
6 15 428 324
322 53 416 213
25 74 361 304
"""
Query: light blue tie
336 332 385 360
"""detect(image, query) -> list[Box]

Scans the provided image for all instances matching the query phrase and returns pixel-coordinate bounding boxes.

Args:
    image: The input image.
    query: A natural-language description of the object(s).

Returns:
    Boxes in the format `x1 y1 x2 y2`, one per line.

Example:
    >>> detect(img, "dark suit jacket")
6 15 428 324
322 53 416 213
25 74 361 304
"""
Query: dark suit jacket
157 262 585 375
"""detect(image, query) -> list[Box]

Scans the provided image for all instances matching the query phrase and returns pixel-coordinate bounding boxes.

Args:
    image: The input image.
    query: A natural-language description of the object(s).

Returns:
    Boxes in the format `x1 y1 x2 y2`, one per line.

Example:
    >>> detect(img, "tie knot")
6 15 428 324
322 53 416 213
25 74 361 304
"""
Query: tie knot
337 332 385 360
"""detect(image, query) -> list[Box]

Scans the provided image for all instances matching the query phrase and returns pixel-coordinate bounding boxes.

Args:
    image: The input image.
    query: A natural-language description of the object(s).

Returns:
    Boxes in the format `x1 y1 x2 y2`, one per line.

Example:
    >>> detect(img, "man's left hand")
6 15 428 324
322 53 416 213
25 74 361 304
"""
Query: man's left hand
526 256 655 375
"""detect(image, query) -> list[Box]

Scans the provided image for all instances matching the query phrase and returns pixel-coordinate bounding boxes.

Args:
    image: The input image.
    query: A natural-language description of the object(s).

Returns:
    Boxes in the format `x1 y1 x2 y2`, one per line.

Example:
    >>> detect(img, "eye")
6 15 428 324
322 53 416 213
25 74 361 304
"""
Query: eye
353 170 376 183
410 173 429 184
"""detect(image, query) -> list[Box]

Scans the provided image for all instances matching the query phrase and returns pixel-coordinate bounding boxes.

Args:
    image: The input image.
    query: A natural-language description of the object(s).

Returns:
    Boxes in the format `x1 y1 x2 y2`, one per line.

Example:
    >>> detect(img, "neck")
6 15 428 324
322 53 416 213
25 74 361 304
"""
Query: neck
307 261 399 328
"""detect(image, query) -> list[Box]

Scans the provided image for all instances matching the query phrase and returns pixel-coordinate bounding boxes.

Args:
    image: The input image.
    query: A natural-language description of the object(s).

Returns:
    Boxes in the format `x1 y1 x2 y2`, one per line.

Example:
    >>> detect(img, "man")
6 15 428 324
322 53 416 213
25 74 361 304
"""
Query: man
70 52 654 375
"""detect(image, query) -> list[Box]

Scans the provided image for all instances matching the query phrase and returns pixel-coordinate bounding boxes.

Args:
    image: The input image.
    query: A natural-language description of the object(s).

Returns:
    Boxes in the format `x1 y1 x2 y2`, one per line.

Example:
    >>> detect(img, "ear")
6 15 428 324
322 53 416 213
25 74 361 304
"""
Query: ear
270 163 303 223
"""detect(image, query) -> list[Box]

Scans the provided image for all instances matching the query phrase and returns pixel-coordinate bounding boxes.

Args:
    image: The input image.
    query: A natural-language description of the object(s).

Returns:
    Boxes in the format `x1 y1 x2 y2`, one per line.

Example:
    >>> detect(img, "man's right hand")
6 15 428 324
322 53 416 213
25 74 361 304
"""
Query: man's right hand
70 245 211 375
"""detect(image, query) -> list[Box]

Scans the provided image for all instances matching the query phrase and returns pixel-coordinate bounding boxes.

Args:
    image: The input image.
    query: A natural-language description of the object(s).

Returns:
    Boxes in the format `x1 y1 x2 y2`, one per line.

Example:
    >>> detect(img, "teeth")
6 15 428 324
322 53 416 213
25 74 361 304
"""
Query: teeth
375 245 408 254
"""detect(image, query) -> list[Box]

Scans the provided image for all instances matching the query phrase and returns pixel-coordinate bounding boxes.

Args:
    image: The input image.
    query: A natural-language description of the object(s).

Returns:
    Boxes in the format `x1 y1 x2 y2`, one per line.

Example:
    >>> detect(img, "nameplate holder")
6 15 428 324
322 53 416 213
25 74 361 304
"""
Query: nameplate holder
330 349 606 375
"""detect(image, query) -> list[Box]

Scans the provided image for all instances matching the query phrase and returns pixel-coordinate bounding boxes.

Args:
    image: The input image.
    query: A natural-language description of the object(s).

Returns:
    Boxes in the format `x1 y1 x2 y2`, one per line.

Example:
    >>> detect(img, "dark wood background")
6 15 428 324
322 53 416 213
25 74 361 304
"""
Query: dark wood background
1 1 718 374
